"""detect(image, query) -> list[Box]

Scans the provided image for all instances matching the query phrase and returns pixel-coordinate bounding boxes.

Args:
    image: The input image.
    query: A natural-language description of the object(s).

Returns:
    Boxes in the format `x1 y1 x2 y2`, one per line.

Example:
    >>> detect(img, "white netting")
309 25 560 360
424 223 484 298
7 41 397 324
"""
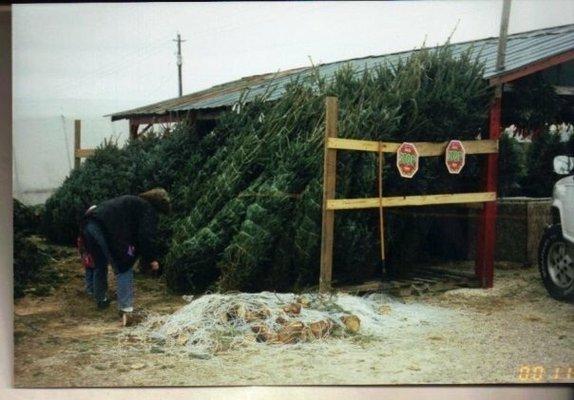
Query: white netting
128 291 400 356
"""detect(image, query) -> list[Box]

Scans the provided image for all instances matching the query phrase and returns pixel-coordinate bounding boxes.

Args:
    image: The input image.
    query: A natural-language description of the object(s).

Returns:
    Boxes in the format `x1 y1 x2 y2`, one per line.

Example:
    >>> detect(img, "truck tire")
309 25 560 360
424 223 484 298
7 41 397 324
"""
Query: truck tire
538 224 574 301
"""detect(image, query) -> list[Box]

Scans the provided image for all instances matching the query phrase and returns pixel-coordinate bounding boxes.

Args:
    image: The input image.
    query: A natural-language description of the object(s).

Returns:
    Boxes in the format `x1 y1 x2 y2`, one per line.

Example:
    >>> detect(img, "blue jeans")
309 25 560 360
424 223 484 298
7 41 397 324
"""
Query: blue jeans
82 220 134 311
85 267 95 296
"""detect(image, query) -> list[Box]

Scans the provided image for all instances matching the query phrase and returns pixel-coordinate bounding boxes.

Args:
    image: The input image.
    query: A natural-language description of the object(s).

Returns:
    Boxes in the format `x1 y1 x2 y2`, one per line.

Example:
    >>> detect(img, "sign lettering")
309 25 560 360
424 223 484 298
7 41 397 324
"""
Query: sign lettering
396 142 419 178
445 140 466 174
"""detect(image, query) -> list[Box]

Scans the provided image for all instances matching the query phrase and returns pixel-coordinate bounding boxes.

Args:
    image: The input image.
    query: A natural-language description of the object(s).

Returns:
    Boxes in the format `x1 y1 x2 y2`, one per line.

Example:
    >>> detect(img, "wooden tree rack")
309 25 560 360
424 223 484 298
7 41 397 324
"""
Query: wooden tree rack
319 96 500 292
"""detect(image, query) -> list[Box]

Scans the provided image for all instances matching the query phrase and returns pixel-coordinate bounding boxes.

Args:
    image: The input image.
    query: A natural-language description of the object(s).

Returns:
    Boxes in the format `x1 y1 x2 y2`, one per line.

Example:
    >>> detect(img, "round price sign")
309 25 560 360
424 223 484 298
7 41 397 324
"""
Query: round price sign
445 140 466 174
396 142 419 178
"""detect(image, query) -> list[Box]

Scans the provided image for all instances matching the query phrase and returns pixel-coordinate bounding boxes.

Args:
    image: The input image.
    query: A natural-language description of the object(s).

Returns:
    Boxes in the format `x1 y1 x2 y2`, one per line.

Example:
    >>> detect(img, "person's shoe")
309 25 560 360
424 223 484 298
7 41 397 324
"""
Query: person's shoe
97 298 110 310
121 310 145 327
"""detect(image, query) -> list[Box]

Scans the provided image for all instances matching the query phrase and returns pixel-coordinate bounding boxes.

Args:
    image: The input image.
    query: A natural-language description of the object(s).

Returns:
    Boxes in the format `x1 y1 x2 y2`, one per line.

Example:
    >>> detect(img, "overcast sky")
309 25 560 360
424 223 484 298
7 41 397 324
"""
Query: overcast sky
11 1 574 203
13 0 574 117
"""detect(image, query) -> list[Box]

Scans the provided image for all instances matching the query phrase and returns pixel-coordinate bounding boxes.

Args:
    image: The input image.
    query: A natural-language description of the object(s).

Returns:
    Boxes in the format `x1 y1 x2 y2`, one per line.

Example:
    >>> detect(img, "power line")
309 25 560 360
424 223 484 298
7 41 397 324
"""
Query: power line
48 4 326 99
49 6 320 97
48 37 173 95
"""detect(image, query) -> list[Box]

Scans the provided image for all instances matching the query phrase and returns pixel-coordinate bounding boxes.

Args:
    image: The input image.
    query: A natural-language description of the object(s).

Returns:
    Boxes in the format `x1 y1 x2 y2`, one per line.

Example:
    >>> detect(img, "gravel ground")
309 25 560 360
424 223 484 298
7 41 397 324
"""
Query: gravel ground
14 252 574 387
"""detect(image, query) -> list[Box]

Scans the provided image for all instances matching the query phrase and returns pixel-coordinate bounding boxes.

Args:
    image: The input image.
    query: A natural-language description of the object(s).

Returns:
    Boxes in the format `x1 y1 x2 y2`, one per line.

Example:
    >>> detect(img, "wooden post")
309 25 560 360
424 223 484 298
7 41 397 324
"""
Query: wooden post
319 96 338 292
129 121 139 140
377 143 386 272
475 86 502 288
74 119 81 169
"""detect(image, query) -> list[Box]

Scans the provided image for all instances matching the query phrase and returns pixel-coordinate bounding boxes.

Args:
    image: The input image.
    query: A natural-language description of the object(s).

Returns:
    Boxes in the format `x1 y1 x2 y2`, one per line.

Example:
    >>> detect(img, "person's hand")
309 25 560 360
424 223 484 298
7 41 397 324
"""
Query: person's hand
150 261 160 271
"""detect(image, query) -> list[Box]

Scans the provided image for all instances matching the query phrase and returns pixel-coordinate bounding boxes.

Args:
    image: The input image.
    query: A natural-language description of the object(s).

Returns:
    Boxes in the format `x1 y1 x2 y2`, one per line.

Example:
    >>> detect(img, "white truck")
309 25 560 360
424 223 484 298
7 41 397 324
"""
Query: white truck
538 155 574 301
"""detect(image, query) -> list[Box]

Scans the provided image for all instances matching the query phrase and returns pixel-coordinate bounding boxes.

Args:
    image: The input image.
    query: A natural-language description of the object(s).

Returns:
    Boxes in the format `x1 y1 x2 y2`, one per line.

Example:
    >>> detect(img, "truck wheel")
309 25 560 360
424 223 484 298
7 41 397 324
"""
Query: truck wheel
538 224 574 301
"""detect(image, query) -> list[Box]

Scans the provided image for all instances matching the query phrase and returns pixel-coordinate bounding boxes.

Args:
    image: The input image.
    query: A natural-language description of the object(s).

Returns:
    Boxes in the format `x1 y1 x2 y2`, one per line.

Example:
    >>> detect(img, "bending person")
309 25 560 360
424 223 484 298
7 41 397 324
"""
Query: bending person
80 188 170 326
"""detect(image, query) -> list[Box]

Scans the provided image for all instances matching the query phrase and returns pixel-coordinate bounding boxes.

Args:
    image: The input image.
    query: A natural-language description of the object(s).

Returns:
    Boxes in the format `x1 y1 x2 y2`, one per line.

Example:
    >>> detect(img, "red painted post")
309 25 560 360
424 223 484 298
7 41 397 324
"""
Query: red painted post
475 86 502 288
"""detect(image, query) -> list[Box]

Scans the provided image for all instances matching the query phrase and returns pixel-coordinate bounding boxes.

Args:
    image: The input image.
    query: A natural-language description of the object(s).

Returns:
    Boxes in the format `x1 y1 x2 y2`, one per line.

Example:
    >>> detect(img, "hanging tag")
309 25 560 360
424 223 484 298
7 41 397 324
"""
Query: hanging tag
396 142 419 178
445 140 466 174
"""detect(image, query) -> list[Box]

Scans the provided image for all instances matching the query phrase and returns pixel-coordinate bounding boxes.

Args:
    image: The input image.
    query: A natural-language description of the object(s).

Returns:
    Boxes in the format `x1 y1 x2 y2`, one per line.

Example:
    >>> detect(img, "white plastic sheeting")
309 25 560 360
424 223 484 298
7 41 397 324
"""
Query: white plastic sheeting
13 98 130 204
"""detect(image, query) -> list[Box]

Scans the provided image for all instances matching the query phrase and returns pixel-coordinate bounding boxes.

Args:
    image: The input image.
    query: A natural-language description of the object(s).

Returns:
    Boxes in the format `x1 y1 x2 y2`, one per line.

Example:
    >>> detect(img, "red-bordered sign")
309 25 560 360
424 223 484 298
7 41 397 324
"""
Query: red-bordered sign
445 140 466 174
396 142 419 178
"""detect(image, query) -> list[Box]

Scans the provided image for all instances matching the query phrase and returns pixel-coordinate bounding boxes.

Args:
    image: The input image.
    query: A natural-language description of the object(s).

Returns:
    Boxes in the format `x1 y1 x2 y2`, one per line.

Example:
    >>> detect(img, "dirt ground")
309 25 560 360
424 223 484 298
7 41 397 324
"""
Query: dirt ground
13 245 574 387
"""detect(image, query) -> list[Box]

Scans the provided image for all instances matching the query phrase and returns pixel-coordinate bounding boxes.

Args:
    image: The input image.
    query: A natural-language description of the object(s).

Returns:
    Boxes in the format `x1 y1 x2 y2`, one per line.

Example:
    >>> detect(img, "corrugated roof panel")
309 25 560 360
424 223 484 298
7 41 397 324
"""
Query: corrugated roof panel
110 24 574 120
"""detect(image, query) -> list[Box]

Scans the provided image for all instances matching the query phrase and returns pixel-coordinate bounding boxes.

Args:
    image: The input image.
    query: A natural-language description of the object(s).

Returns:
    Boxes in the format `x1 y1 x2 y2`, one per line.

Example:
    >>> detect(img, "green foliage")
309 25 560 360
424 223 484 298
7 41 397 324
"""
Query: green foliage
45 44 491 293
43 141 137 244
13 234 55 298
14 199 42 235
14 199 61 298
497 134 527 197
497 73 570 196
503 74 564 134
165 44 490 292
42 122 200 245
522 130 565 197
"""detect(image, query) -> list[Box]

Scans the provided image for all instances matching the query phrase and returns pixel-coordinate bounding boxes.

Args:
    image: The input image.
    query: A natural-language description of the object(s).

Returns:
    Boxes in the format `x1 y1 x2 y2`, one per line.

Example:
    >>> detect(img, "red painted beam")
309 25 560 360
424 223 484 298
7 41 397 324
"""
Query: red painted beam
489 49 574 86
475 88 502 288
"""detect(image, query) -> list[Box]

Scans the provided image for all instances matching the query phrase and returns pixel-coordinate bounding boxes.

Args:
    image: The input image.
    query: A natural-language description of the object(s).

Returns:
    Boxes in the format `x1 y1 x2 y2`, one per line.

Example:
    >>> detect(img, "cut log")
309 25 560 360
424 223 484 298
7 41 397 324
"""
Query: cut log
283 303 302 315
227 304 247 321
309 320 333 339
251 323 276 342
378 305 392 315
277 321 306 344
296 296 311 308
250 323 268 335
340 315 361 333
257 331 277 343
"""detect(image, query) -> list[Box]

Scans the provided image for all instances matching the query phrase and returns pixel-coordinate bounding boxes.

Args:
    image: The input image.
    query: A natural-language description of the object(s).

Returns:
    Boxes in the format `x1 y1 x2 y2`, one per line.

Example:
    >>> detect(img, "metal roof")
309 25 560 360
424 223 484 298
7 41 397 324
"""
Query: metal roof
110 24 574 121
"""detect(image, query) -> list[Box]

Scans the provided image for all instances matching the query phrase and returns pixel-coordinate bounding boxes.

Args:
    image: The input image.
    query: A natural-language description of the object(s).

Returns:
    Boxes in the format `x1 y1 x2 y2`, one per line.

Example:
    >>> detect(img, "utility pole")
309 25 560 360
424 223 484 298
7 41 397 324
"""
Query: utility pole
173 33 186 97
496 0 512 72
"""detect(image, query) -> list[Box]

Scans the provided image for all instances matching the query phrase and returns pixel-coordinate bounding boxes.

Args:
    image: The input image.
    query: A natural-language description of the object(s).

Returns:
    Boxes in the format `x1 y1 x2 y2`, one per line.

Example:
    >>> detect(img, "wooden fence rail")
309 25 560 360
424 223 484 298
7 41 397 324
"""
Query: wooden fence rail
327 137 498 155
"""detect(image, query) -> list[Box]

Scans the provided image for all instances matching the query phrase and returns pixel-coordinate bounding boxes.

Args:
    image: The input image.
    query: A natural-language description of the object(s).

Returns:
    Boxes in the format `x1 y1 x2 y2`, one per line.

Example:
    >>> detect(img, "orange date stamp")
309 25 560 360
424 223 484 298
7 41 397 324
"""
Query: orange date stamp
518 365 574 382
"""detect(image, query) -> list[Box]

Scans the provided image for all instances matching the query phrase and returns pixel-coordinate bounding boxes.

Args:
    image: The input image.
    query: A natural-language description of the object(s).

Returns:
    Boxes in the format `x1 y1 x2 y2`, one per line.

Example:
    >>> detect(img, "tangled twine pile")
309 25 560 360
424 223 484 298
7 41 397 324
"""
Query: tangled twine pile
130 292 393 356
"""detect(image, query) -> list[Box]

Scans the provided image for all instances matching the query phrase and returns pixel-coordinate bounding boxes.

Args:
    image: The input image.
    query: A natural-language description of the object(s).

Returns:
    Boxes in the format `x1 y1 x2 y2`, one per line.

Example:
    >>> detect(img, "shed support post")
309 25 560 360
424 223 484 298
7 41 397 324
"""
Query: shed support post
475 86 502 288
129 120 139 140
319 97 338 293
74 119 81 169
